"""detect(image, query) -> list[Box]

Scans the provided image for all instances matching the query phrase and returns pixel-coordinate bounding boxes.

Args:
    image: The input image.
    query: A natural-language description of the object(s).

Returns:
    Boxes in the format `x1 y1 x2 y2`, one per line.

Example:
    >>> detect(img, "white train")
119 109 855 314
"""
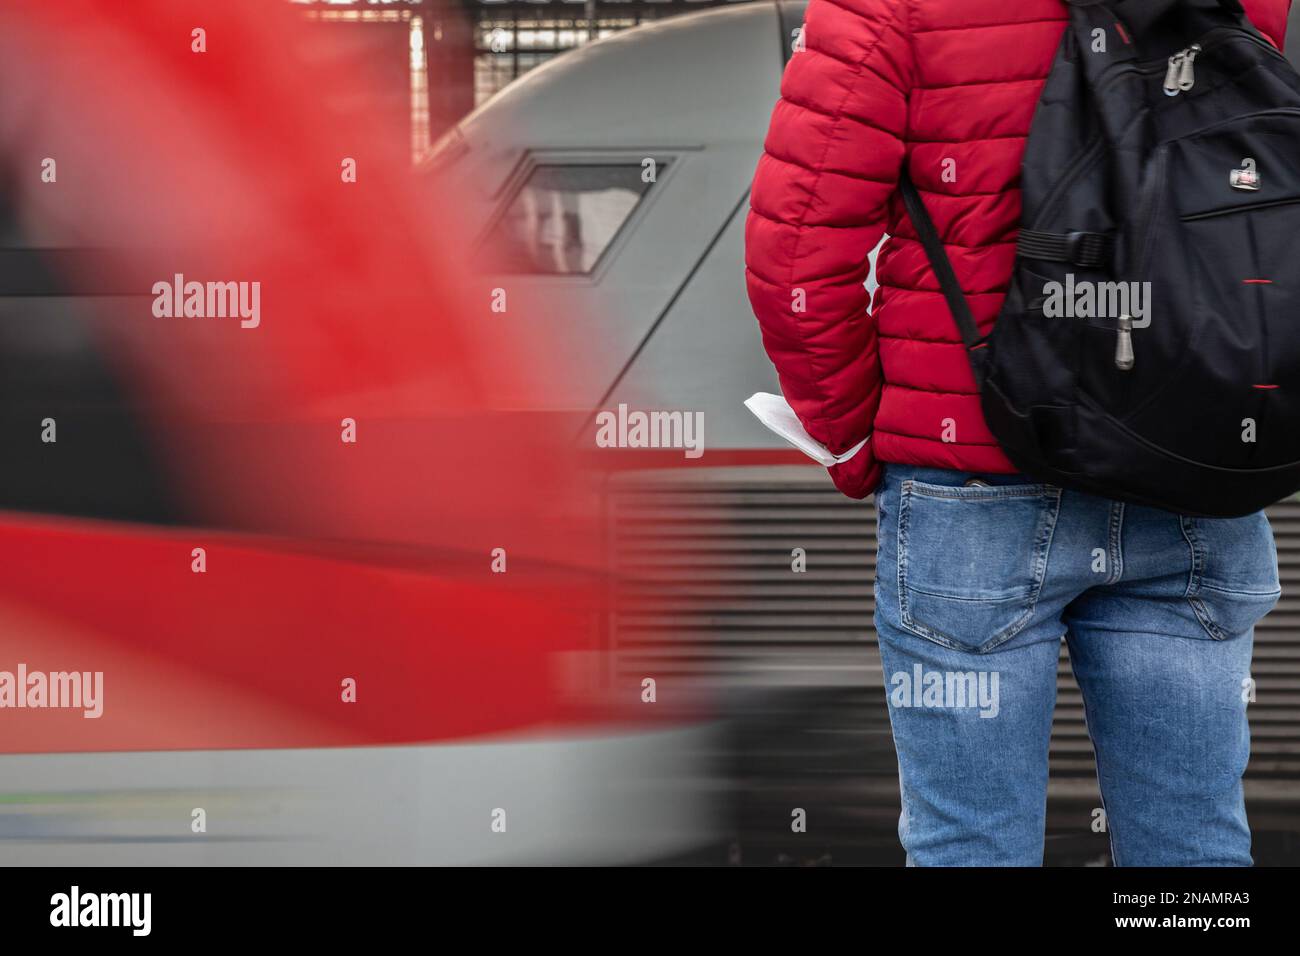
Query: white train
419 0 1300 865
422 1 815 452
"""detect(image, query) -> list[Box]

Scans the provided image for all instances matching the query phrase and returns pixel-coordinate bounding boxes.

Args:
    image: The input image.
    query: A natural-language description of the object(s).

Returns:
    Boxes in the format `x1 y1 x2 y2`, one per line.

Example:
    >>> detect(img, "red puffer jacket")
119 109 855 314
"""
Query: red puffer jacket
745 0 1290 497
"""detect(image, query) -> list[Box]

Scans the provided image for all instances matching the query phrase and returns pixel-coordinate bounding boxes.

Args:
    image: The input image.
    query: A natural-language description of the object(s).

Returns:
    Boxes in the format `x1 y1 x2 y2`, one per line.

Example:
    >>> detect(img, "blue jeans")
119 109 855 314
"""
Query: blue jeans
873 464 1280 866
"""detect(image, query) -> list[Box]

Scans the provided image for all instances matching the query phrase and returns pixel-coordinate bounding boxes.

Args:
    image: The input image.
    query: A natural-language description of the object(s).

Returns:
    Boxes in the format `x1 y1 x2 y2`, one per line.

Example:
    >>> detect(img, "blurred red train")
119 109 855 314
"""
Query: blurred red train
0 0 718 864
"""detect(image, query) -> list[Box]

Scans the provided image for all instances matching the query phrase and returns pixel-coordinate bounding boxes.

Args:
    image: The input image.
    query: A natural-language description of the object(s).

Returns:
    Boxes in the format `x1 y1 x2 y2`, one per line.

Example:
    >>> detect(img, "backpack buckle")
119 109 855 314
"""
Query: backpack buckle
1064 230 1110 268
1064 231 1089 262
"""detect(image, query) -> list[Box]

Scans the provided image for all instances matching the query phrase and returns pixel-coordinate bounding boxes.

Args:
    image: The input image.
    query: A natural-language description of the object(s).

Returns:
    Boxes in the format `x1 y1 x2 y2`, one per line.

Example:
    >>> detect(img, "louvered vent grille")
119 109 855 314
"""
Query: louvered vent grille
608 467 1300 792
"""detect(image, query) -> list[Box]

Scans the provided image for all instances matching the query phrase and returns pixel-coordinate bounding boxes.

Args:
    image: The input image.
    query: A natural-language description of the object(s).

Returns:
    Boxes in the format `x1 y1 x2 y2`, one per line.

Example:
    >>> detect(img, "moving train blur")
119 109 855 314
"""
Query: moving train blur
3 0 1300 866
423 0 1300 864
0 0 716 866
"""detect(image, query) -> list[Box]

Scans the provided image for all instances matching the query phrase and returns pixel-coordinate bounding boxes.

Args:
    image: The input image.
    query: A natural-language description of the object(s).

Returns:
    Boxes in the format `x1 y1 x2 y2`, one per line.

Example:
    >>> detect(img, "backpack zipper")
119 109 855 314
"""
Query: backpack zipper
1133 145 1169 280
1158 26 1284 95
1182 195 1300 221
1171 105 1300 141
1115 144 1170 370
1163 44 1201 95
1114 314 1135 370
1036 31 1280 224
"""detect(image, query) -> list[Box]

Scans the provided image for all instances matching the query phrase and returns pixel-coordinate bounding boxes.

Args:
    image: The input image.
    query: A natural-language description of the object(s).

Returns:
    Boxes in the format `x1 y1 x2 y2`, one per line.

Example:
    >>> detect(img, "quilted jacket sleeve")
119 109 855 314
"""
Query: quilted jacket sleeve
744 0 913 498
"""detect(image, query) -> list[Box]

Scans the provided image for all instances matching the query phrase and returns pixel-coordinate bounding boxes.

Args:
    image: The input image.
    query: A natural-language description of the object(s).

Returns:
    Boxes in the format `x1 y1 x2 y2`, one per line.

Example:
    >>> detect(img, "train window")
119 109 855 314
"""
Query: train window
478 162 665 275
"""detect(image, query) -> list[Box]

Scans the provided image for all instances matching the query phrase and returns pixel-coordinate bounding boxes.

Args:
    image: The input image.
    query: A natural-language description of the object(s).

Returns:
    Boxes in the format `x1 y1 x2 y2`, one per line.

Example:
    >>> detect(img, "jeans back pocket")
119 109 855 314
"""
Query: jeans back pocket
897 479 1061 653
1181 512 1281 640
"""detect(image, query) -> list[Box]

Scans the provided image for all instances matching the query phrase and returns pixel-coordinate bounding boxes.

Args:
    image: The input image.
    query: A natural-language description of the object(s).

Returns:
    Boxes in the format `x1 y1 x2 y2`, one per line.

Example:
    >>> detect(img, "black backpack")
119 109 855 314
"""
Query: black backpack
901 0 1300 517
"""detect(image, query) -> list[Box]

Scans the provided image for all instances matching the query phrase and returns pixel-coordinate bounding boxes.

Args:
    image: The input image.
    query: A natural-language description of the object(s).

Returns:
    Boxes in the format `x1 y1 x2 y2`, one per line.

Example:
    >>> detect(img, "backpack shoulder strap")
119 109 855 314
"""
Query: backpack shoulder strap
897 171 986 377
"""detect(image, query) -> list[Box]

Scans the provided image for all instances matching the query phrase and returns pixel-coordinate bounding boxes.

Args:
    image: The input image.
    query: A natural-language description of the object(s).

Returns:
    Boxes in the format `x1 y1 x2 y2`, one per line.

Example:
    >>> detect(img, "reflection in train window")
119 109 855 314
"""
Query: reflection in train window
480 163 663 275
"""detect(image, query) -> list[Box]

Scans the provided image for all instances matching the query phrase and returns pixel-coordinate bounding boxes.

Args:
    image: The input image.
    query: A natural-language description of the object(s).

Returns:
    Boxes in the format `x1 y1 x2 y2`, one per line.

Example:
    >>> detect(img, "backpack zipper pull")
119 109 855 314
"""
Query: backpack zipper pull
1179 44 1200 92
1114 315 1135 370
1164 51 1185 95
